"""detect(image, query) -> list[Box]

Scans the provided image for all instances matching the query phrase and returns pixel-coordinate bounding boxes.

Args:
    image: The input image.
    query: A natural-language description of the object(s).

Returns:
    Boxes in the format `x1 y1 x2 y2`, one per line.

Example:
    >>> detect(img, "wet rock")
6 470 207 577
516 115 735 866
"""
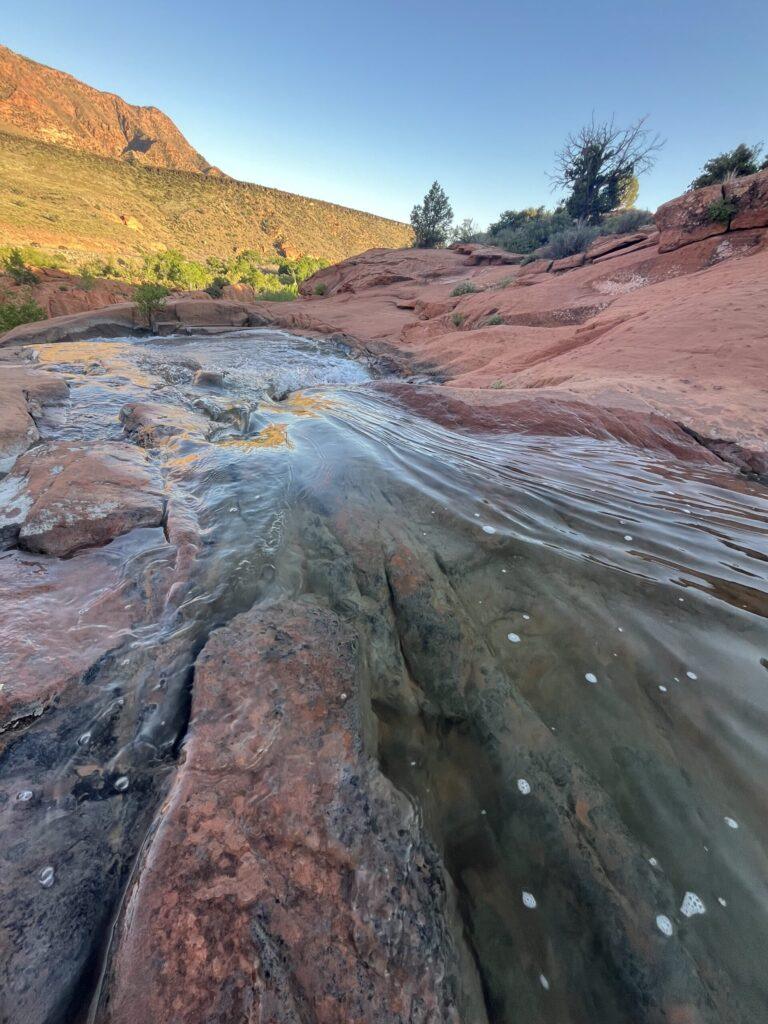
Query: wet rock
98 600 486 1024
0 441 165 557
120 400 212 445
192 368 225 388
0 365 69 472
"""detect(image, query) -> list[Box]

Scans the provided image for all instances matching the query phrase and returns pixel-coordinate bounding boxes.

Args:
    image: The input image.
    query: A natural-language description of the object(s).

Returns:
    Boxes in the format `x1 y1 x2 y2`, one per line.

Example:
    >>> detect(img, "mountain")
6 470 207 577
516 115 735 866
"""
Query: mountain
0 45 411 263
0 43 218 174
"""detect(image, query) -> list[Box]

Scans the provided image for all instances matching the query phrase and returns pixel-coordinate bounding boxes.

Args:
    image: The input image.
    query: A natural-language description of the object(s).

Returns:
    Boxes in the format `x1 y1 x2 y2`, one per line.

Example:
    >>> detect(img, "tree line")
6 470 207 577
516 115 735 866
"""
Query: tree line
410 118 768 254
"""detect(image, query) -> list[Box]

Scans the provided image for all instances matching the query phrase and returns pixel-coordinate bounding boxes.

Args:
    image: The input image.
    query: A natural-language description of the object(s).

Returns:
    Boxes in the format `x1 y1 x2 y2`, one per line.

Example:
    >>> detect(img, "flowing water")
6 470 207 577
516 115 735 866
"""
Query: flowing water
2 328 768 1023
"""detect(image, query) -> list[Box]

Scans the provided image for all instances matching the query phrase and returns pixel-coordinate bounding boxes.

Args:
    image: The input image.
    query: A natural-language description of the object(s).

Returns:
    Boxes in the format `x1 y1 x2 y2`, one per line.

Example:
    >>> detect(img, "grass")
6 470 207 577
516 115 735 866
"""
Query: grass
451 281 479 296
484 314 504 326
0 132 412 268
451 312 465 327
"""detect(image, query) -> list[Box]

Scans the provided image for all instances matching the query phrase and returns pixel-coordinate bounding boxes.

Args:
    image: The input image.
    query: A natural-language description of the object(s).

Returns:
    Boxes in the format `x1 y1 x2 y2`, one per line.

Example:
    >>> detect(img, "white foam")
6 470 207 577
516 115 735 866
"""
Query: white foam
522 891 537 909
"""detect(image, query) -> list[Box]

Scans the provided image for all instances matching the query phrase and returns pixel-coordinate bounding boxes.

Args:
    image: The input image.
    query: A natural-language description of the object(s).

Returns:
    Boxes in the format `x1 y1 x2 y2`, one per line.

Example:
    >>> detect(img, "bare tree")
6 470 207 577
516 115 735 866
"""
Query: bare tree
551 116 664 223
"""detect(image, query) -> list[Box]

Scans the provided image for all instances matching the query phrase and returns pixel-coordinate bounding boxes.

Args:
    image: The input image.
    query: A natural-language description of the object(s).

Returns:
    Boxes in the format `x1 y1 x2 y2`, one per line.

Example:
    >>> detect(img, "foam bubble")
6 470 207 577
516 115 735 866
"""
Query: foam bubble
656 914 673 936
680 892 706 917
584 672 598 684
517 778 531 795
686 671 698 680
522 891 537 909
39 866 55 889
539 974 550 991
507 632 521 643
482 525 496 534
724 816 739 830
114 775 129 792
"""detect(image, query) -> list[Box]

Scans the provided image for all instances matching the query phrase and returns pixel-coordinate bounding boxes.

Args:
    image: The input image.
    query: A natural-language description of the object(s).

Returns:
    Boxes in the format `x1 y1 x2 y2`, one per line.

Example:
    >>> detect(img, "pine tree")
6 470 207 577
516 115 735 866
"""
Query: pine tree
410 182 453 248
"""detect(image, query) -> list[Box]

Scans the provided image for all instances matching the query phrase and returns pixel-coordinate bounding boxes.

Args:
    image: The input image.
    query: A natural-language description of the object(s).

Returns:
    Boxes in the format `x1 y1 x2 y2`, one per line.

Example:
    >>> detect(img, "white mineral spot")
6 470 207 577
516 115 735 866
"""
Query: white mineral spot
482 525 496 534
584 672 598 684
680 892 706 918
507 632 521 644
114 775 129 792
517 778 531 795
658 685 668 693
522 891 537 909
656 914 673 936
686 671 698 680
724 816 739 830
718 897 728 907
16 790 33 802
539 974 550 991
39 866 55 888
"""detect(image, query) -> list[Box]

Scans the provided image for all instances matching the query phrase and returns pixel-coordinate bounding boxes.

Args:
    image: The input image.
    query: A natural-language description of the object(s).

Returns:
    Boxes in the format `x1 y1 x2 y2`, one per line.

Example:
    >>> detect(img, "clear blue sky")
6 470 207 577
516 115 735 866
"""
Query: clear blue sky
4 1 767 226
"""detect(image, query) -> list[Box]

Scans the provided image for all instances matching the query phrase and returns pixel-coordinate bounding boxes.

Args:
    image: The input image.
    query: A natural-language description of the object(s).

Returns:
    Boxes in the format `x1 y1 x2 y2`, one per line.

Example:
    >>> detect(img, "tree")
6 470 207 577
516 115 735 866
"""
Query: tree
552 116 664 224
410 182 453 248
689 143 766 190
3 247 38 285
450 218 481 244
134 283 169 327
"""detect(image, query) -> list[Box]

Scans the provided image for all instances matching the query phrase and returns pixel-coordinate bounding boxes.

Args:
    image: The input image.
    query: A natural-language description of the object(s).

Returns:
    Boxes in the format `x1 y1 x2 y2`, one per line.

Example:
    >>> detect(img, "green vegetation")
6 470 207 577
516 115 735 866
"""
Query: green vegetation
313 282 327 296
0 131 412 271
2 247 38 285
541 224 600 259
411 181 453 248
134 283 169 326
552 116 664 224
484 207 573 254
484 313 504 326
450 218 481 243
600 208 654 234
0 291 46 331
707 197 739 224
451 281 479 296
451 312 465 327
690 143 768 190
490 379 505 389
204 276 229 298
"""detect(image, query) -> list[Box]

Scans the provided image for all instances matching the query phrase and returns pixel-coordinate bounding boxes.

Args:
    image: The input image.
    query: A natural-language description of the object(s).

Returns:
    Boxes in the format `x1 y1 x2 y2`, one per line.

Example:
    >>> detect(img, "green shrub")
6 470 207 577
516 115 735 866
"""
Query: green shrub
600 209 654 234
490 379 505 389
541 224 600 259
3 248 38 285
205 276 230 298
451 312 465 327
485 314 504 326
707 197 738 224
142 250 208 290
258 288 297 302
313 282 327 296
451 281 479 296
0 292 46 332
690 143 767 189
278 256 329 284
0 245 66 272
134 282 170 325
486 207 574 253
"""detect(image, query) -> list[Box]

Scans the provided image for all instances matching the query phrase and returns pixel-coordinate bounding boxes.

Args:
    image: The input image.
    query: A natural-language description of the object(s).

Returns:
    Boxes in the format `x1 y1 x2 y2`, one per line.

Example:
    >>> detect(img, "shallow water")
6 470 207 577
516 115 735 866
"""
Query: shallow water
4 328 768 1023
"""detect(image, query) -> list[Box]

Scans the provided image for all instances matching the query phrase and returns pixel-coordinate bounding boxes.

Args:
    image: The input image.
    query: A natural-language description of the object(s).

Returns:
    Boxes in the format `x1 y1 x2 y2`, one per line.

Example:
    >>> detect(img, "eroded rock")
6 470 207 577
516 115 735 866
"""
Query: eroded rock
98 600 486 1024
120 400 212 445
0 441 165 556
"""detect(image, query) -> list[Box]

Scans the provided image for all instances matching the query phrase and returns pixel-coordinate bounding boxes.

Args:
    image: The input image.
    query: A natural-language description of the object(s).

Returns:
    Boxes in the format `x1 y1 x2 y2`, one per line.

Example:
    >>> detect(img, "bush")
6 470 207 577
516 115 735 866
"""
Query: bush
451 312 465 327
486 207 574 253
450 218 482 244
205 276 230 298
485 314 504 326
707 197 738 224
3 248 38 285
600 208 654 234
540 224 600 259
0 245 66 273
278 256 329 285
690 143 767 189
134 282 169 326
259 288 297 302
313 282 327 296
451 281 479 296
142 250 208 290
0 292 46 332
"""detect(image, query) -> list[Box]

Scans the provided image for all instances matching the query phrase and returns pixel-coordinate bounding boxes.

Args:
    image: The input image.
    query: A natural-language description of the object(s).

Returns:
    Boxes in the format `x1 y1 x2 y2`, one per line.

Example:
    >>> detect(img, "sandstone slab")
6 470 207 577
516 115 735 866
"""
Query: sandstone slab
0 441 165 556
724 169 768 230
99 600 484 1024
655 181 727 252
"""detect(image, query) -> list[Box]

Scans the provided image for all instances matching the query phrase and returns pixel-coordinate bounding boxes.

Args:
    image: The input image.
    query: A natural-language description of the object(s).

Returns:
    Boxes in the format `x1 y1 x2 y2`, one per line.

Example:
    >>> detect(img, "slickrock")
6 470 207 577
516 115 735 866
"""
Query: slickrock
0 363 69 471
98 600 486 1024
0 440 165 556
120 400 213 445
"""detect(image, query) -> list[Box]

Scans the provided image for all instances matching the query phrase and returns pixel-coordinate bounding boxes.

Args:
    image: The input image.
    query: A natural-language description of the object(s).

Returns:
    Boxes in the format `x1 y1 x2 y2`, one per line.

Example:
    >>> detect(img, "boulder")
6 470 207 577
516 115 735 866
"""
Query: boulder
0 365 69 472
161 298 251 328
655 182 727 252
120 401 212 446
221 282 256 303
192 368 225 388
99 601 486 1024
724 169 768 230
517 258 552 276
0 441 165 556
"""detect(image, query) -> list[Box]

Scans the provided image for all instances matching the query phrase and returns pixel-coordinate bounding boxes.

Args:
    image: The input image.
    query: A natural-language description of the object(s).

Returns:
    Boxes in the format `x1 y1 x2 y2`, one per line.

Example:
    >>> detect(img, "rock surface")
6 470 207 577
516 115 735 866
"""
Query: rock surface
0 441 165 556
0 362 69 471
99 600 486 1024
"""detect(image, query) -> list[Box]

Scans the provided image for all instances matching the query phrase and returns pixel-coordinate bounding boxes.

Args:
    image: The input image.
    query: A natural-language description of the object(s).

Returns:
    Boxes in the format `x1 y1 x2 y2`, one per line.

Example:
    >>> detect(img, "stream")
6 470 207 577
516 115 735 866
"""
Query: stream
1 328 767 1023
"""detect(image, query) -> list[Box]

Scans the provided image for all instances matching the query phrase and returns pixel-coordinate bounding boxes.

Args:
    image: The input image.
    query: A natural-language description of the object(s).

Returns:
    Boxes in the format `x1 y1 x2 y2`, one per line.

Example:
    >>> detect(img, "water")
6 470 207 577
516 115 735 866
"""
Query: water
2 328 768 1023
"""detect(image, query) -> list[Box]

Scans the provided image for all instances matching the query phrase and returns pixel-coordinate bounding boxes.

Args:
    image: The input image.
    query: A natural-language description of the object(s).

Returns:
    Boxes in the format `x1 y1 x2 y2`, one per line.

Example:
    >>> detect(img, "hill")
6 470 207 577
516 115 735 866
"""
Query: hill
0 43 218 174
0 131 412 265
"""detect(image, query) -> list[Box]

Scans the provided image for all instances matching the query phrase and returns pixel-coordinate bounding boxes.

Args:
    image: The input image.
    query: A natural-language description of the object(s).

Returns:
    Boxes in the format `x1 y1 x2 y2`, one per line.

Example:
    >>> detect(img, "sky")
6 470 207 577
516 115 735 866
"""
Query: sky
3 0 767 226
